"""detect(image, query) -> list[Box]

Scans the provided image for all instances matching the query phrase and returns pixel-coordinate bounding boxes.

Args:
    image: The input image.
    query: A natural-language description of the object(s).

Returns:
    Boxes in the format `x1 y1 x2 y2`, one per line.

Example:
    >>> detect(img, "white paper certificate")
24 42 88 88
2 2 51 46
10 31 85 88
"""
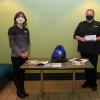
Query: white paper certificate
85 35 96 41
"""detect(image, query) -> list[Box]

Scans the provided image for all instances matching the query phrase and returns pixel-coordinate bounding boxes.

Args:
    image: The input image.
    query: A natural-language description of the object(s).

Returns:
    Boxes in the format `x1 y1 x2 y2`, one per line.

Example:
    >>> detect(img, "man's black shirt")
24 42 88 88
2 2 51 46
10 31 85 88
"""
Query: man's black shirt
74 20 100 54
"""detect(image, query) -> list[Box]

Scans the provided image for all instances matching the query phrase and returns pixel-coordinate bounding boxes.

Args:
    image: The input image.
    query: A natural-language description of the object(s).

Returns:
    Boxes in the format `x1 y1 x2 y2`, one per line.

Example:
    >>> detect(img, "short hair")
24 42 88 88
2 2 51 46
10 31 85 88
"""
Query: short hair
86 9 95 15
14 11 27 27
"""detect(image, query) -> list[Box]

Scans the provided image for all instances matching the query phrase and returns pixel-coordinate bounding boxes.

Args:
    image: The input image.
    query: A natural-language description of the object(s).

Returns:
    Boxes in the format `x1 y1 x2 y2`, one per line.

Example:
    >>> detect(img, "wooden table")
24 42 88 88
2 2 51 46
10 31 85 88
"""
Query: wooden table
20 59 94 100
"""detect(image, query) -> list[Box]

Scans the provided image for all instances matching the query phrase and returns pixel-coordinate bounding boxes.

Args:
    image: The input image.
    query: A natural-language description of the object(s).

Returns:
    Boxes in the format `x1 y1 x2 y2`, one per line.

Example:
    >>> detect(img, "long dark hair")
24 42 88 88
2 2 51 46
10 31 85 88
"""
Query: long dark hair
14 11 27 27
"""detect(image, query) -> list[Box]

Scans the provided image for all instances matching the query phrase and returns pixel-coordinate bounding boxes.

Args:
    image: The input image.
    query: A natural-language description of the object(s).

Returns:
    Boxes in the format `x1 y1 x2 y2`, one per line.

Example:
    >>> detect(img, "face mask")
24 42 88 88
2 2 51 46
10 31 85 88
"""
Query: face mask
16 17 25 24
86 16 93 21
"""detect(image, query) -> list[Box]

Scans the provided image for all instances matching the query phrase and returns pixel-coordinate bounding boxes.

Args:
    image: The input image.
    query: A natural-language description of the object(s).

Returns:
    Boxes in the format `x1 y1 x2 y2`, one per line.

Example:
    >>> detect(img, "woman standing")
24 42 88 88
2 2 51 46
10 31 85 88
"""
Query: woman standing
8 11 30 98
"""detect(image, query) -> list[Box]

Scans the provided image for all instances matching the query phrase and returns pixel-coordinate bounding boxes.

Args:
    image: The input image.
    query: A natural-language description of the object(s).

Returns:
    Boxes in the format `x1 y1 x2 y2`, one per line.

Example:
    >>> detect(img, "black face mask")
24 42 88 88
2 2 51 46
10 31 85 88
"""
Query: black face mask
86 16 93 21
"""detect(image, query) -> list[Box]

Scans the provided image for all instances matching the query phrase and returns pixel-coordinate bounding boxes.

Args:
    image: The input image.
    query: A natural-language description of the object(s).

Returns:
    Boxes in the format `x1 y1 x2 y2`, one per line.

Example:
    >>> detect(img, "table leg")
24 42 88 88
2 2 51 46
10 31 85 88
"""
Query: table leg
40 70 45 100
72 70 76 100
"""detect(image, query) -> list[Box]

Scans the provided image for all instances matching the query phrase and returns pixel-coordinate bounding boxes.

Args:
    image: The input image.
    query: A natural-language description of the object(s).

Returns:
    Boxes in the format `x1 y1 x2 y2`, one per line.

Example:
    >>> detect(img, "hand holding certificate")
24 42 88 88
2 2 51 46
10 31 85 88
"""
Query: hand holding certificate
85 35 96 41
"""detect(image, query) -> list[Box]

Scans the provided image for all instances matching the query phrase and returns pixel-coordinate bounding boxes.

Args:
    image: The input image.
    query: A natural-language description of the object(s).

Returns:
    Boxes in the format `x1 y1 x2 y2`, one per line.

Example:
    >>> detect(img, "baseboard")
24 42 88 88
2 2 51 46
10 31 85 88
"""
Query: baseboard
24 72 100 80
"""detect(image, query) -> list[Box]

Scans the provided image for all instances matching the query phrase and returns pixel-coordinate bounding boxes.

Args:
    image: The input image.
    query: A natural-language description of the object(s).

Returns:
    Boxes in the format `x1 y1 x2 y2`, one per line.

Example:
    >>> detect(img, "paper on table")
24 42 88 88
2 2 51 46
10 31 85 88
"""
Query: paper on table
80 59 88 63
69 58 88 65
39 61 48 64
69 58 88 62
69 58 81 62
45 63 62 68
51 63 62 67
27 60 39 65
27 60 48 65
85 35 96 41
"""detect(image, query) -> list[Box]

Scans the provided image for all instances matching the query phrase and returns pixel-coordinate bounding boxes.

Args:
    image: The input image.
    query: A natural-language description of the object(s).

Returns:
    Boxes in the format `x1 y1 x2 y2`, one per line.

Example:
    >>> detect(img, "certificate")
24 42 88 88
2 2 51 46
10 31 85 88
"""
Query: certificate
85 35 96 41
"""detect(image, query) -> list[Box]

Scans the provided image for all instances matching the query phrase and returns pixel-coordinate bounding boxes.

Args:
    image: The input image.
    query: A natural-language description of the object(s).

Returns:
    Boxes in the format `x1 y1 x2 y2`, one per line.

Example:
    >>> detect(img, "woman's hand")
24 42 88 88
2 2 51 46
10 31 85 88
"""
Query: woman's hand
19 51 28 58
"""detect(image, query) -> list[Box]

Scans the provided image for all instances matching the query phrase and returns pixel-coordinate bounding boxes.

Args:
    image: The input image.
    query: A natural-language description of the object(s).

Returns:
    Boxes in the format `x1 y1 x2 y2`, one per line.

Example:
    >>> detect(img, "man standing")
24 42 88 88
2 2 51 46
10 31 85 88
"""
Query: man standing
74 9 100 91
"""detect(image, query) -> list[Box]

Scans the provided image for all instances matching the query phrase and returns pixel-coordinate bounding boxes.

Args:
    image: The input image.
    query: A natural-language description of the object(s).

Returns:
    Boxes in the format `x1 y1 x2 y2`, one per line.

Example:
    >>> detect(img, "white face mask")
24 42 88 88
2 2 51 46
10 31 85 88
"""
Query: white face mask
16 17 25 24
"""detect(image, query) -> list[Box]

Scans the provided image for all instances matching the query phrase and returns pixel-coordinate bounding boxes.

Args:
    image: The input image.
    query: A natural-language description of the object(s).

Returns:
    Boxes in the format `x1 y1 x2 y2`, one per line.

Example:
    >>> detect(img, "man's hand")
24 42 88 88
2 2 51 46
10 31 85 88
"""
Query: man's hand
75 35 86 42
96 36 100 41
